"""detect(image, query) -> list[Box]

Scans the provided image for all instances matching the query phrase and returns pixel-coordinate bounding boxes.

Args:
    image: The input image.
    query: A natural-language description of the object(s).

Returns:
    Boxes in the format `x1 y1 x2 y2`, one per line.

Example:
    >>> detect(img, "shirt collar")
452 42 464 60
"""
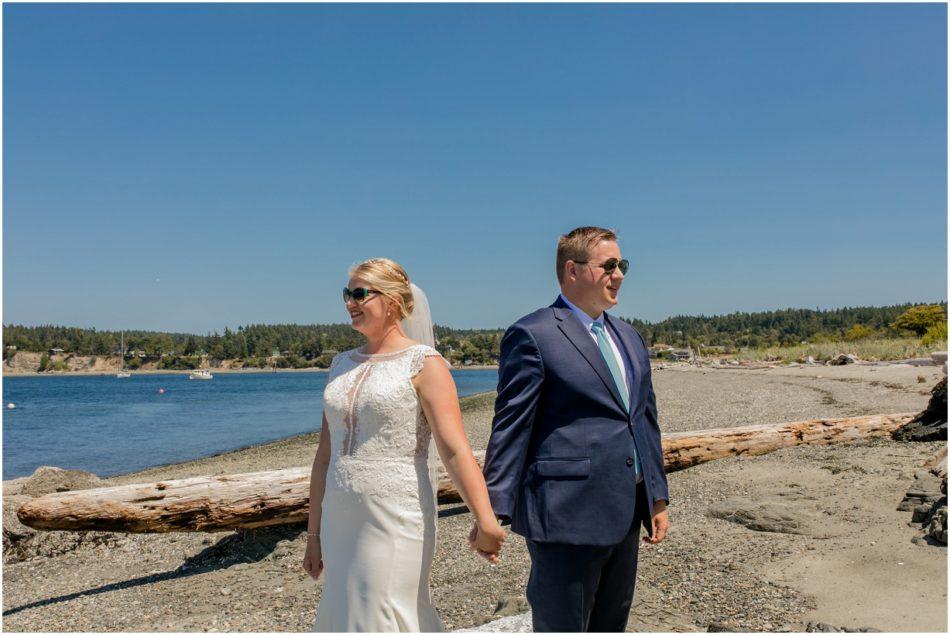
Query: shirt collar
558 294 605 333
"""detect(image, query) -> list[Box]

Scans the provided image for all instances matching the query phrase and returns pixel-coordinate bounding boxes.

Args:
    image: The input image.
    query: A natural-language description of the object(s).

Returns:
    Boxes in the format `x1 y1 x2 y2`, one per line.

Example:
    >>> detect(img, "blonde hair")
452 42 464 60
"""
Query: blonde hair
349 258 415 320
556 226 618 283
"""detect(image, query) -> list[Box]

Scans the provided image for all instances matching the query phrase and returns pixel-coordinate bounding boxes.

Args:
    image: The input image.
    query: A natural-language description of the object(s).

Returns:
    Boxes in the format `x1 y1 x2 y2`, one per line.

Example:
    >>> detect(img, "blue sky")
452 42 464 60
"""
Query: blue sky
4 4 946 332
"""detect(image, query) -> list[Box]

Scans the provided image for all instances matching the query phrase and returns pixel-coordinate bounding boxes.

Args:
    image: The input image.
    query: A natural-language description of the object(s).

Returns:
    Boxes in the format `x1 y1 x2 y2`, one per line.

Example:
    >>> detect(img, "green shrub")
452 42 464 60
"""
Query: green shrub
126 357 143 370
922 322 948 349
844 324 875 341
158 356 201 370
314 353 335 368
891 305 947 336
38 353 50 371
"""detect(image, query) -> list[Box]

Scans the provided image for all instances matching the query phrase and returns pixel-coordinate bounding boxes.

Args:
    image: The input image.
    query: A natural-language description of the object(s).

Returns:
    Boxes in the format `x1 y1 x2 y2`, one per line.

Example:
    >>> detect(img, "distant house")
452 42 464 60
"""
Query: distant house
49 348 65 355
670 349 693 361
648 344 674 358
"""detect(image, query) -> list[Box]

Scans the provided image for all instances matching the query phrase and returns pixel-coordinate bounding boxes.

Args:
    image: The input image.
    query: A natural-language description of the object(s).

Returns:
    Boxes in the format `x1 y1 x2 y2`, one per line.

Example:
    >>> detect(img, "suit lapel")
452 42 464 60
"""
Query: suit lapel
551 297 627 415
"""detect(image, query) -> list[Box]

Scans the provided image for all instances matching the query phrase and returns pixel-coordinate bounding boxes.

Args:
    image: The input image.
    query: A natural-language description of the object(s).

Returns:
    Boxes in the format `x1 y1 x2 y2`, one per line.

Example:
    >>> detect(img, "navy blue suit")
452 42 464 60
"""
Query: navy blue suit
483 296 669 631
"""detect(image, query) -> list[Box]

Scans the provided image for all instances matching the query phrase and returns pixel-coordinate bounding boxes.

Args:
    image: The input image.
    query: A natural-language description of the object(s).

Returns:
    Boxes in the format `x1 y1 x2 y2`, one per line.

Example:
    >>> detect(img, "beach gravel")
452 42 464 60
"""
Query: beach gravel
2 363 946 632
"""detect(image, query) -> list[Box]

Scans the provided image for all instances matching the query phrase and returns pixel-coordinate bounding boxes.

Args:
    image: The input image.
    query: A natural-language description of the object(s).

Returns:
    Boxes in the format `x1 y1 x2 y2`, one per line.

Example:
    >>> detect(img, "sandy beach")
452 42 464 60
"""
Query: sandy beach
3 362 947 632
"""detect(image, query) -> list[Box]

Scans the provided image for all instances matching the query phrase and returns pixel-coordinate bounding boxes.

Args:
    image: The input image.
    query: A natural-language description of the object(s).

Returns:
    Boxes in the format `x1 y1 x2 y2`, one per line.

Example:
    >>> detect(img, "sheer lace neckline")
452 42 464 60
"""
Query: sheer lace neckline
350 344 425 360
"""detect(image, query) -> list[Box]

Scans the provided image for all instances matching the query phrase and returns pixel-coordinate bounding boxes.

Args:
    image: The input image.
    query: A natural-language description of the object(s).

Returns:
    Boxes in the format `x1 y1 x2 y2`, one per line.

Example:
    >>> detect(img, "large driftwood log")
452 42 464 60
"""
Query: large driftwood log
18 412 914 533
660 412 915 472
17 468 313 533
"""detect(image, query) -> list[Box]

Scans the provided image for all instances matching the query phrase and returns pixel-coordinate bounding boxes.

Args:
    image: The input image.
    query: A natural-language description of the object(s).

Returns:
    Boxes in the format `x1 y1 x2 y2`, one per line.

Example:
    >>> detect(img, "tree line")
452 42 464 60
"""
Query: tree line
3 302 945 367
623 302 947 350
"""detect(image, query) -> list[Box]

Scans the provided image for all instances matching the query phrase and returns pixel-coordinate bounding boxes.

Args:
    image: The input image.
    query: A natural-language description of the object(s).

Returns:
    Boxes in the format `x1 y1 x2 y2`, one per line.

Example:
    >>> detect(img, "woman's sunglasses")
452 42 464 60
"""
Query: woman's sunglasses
343 287 379 304
573 258 630 275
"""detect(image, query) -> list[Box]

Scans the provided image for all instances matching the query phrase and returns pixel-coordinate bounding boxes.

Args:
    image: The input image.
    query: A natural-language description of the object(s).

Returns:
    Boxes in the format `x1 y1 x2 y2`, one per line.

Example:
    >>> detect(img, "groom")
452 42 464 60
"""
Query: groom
482 226 670 632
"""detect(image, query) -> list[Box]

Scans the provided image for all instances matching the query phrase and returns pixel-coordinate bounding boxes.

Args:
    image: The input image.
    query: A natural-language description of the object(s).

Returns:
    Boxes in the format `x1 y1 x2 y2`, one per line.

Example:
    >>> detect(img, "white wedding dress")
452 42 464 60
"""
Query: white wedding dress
313 344 445 632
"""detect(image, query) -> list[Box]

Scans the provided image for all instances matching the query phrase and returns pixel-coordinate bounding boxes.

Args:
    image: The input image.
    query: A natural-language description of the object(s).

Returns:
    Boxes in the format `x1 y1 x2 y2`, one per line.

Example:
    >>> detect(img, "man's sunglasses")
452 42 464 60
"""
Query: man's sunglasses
573 258 630 275
343 287 379 304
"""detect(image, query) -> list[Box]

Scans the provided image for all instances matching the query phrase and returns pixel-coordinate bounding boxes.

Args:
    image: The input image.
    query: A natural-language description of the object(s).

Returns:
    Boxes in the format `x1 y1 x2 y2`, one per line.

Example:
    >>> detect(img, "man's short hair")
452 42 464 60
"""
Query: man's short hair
556 226 618 284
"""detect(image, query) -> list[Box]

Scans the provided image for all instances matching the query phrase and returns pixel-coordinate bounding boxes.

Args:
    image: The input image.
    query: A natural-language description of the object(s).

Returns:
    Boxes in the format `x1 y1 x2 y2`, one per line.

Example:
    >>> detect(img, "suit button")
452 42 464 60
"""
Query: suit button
626 457 634 467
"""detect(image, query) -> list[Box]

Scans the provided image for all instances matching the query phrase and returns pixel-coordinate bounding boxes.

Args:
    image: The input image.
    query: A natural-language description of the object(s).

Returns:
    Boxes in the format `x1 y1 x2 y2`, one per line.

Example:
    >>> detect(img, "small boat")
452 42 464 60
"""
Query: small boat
188 369 213 380
116 333 132 378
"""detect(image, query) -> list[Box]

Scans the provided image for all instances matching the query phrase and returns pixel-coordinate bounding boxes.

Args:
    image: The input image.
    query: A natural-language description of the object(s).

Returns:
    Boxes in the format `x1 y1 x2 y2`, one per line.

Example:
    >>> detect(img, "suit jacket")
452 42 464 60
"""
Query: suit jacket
482 296 669 546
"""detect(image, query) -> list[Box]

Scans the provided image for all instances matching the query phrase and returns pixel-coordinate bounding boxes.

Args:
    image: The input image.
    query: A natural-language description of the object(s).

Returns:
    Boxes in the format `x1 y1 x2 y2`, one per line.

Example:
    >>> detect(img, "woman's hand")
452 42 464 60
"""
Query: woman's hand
468 520 505 564
302 535 324 580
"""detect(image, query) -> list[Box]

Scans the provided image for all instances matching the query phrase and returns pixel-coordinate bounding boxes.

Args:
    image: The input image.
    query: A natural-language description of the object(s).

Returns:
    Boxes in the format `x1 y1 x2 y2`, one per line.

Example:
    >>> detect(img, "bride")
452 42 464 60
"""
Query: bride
304 257 506 632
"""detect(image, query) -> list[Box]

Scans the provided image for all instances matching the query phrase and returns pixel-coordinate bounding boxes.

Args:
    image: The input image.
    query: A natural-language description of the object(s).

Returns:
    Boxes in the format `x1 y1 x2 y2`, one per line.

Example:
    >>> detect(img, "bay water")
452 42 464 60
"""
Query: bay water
2 369 498 480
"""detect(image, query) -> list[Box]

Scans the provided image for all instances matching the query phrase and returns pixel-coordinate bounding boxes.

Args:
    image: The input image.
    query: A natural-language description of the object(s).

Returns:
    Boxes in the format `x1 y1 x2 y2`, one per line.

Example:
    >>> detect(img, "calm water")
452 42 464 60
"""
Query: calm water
1 369 498 480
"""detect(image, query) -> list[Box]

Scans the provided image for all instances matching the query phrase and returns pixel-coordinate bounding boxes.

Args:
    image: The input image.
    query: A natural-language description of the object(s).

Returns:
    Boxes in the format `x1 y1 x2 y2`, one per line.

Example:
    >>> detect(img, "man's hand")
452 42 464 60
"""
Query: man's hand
642 500 669 544
468 521 504 564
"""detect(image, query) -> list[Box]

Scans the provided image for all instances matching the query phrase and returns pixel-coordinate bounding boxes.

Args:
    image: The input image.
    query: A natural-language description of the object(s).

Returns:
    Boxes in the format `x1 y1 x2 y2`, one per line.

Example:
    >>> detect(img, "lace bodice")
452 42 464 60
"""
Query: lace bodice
323 344 445 500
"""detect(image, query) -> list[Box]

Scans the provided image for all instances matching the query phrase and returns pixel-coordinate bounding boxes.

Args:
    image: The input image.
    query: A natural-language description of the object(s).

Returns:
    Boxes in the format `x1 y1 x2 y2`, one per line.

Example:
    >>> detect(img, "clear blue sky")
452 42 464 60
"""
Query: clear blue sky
4 4 946 332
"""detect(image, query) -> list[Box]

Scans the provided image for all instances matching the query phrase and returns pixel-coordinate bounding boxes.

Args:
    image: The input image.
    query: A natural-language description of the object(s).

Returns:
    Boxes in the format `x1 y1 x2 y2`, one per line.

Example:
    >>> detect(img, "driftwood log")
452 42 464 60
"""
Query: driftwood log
922 446 948 480
660 412 915 472
17 412 914 533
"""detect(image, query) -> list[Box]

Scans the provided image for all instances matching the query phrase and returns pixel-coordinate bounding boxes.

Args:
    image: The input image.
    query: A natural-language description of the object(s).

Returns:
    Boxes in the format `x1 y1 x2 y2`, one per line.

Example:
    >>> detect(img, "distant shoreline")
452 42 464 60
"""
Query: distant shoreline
3 364 500 378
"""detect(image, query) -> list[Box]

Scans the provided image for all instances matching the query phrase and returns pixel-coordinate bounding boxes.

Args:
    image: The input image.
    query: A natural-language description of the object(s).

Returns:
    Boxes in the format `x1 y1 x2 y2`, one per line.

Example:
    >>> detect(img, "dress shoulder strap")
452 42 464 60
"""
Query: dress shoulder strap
408 344 447 377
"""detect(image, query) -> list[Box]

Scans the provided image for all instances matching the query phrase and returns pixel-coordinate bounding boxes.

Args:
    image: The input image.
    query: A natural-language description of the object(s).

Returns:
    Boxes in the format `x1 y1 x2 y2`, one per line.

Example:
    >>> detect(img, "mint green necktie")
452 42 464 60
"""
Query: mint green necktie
590 321 641 479
590 321 629 411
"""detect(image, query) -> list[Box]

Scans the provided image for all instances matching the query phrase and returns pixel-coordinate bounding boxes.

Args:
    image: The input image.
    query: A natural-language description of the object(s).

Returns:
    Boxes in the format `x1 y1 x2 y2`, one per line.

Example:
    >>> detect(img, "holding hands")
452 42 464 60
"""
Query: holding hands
302 534 324 581
468 520 505 564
